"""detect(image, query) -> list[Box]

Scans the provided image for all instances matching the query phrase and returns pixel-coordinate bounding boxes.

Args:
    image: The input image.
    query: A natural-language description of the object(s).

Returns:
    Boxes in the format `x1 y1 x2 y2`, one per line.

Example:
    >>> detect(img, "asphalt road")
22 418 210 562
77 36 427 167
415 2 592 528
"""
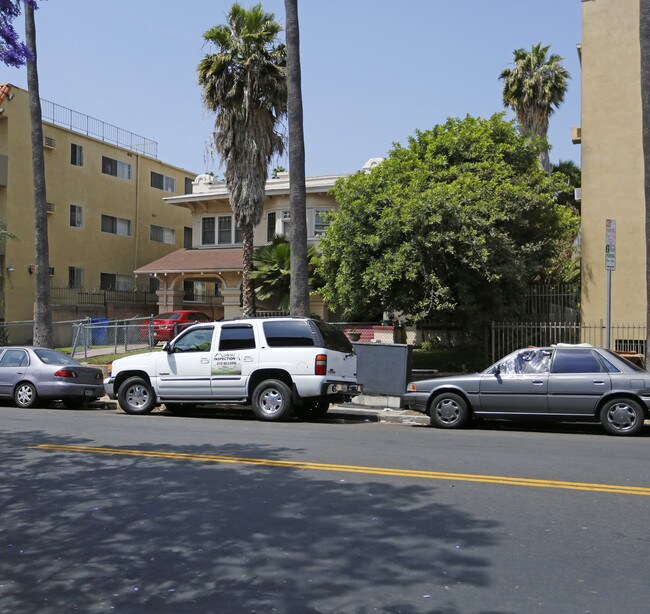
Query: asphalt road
1 404 649 613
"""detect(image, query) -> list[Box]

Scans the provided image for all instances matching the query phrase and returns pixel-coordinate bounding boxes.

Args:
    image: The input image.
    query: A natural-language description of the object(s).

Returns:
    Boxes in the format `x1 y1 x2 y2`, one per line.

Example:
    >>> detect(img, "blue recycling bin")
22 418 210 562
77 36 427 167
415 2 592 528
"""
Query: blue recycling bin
91 318 109 345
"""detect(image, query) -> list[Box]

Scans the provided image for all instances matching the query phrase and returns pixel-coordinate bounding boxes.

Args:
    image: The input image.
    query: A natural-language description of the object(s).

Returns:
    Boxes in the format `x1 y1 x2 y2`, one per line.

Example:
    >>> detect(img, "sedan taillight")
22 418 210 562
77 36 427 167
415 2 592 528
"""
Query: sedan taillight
315 354 327 376
54 368 77 378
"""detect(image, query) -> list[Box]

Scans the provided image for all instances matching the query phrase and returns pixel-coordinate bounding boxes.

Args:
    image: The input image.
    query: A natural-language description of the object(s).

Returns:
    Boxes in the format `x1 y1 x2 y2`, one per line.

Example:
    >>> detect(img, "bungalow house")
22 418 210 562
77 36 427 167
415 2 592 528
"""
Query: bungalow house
134 160 382 320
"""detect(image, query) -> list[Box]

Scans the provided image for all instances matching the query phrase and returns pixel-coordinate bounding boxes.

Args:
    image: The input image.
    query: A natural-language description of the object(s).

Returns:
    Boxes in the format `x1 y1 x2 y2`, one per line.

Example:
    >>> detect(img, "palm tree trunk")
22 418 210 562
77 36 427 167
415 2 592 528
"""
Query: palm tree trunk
24 2 53 347
642 0 650 369
285 0 311 316
241 222 256 317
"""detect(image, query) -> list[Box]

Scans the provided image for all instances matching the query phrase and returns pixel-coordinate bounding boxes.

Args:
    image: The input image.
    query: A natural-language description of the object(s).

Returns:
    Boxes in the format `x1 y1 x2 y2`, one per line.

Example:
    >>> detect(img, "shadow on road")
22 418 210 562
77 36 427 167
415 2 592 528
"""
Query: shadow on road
0 430 501 613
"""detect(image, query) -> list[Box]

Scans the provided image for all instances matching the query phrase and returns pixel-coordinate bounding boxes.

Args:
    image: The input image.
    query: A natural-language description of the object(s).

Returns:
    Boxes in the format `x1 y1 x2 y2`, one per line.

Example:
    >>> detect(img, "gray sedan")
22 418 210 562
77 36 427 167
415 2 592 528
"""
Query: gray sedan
0 347 104 409
403 345 650 436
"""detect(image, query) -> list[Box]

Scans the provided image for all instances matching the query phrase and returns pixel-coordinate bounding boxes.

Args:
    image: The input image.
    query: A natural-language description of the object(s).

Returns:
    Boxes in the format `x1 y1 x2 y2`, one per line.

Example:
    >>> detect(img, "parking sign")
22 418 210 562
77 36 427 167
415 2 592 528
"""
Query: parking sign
605 219 616 271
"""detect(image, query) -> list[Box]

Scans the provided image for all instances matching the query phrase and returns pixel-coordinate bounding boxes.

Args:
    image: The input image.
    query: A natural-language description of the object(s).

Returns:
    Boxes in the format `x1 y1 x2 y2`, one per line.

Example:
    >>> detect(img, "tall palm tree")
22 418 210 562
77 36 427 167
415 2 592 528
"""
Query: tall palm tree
197 2 287 317
500 43 570 172
641 0 650 369
284 0 310 316
24 1 53 347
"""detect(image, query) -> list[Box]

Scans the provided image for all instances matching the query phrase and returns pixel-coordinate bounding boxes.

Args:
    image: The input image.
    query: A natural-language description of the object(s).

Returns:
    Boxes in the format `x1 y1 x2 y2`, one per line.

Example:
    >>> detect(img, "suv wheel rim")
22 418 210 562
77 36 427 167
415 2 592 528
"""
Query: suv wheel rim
127 384 149 409
259 388 284 416
606 402 638 432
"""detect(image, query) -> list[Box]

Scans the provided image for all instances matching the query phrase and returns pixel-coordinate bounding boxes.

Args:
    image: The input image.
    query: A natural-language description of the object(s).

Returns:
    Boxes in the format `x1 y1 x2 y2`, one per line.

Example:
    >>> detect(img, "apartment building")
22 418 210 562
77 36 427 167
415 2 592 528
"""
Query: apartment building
579 0 645 333
0 84 195 323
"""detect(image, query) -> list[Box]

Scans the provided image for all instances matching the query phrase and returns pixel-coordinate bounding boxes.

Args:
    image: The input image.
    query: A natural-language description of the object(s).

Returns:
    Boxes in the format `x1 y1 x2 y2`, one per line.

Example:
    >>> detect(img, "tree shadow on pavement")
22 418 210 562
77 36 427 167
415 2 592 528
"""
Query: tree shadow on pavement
0 431 502 614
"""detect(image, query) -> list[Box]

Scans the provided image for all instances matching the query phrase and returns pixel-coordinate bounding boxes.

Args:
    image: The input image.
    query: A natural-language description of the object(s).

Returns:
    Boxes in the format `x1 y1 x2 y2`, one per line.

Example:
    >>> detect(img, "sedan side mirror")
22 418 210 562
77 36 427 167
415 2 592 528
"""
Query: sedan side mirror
494 364 501 375
162 341 171 353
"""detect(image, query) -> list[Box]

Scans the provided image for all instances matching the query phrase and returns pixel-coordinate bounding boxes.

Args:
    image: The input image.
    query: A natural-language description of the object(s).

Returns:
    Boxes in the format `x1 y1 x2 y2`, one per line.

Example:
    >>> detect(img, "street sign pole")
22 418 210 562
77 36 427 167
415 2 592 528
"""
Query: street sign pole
605 219 616 349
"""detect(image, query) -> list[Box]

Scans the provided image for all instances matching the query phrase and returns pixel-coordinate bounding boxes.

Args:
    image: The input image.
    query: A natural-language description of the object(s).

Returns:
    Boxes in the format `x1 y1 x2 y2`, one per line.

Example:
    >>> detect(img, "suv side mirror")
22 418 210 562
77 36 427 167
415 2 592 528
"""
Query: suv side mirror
162 341 171 353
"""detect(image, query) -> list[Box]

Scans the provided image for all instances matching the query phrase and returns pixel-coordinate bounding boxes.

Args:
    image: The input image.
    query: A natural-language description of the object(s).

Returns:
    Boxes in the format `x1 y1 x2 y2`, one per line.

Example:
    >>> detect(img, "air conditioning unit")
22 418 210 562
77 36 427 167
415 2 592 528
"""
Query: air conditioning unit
43 136 56 149
46 202 55 213
571 126 581 144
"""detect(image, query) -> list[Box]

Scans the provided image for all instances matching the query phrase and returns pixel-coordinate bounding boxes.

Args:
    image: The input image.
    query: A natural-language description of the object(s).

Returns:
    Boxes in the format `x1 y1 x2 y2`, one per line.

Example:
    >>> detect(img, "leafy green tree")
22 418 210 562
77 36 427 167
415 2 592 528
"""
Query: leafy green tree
1 1 52 347
500 43 570 172
317 114 579 331
197 2 286 317
250 236 320 311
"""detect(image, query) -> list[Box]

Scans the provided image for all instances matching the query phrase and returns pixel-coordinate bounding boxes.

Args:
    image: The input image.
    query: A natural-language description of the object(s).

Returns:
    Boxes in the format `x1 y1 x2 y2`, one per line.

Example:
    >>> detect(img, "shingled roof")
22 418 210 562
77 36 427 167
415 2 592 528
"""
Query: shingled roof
134 248 243 275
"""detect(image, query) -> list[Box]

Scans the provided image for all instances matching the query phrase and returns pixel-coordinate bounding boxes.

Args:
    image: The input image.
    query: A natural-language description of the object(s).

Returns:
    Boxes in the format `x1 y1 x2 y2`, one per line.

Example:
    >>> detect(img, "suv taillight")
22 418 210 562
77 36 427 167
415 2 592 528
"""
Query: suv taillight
315 354 327 376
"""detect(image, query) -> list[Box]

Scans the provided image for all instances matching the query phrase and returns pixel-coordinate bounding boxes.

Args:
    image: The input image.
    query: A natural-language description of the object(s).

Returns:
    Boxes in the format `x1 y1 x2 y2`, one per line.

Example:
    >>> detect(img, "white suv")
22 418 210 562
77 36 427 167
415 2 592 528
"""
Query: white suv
104 317 362 421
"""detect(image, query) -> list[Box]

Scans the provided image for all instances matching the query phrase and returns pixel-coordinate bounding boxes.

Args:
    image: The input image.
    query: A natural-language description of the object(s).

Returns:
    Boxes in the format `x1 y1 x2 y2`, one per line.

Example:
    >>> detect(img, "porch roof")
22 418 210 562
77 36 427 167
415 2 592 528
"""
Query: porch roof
134 248 243 275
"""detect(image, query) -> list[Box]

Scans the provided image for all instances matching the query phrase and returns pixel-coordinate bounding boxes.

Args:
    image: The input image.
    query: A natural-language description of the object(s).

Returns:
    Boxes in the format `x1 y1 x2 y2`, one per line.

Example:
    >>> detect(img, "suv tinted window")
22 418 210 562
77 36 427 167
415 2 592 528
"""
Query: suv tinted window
552 349 604 374
313 320 353 353
219 325 255 351
263 320 315 347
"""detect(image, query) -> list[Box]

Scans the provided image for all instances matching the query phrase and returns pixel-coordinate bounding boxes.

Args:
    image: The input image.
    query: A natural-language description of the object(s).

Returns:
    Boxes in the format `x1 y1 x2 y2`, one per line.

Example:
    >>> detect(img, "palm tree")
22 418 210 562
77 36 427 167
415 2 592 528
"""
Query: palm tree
24 2 53 347
500 43 570 172
641 0 650 369
284 0 310 316
250 236 320 311
197 2 287 317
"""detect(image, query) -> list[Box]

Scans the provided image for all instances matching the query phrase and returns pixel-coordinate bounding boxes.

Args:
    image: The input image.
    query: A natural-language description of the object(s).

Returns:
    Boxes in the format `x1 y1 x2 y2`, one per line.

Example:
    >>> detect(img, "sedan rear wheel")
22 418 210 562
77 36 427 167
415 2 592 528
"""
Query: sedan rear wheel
430 392 470 429
15 382 38 408
600 398 645 436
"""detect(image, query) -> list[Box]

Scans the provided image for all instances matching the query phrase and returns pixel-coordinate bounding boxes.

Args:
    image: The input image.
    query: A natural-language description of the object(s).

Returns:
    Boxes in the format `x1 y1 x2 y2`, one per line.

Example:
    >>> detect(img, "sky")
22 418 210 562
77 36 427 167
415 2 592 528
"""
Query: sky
3 0 582 178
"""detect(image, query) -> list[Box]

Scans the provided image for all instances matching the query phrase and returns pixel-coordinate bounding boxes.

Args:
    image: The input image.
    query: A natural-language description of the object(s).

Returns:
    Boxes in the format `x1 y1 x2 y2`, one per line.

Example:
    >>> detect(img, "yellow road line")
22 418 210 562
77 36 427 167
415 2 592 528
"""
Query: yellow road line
31 443 650 496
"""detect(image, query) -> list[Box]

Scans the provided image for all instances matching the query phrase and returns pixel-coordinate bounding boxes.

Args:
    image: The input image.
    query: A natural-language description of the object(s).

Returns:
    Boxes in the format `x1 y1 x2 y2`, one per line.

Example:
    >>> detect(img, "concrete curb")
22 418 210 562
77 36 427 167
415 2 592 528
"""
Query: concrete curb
90 397 429 426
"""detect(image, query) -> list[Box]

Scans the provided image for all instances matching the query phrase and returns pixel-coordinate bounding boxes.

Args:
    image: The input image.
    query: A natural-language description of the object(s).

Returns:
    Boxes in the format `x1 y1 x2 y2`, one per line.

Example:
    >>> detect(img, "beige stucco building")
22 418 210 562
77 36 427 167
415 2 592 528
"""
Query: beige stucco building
0 84 196 323
580 0 645 333
136 168 356 320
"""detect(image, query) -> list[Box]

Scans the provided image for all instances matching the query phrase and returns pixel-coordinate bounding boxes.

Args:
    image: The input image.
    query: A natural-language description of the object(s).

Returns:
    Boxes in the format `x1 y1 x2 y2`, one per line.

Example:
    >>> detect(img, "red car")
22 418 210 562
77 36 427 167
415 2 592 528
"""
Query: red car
146 311 211 343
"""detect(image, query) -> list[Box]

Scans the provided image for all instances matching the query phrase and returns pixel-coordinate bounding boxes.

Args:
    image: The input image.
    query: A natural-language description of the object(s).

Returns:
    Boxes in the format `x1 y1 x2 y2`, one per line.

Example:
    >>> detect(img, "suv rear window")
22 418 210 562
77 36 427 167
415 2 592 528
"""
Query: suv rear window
313 320 353 353
263 320 315 347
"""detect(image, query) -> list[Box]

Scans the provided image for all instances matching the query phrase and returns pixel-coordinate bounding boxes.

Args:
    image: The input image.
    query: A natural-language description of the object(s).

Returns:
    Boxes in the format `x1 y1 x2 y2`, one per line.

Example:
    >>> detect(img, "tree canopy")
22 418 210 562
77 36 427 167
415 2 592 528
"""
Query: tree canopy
500 43 570 172
317 114 579 329
0 0 37 67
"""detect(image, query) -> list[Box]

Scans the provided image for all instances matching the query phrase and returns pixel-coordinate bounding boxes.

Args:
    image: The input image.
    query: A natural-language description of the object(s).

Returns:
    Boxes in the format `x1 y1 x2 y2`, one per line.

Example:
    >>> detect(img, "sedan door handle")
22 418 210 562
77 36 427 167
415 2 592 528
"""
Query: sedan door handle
592 379 605 385
532 380 544 386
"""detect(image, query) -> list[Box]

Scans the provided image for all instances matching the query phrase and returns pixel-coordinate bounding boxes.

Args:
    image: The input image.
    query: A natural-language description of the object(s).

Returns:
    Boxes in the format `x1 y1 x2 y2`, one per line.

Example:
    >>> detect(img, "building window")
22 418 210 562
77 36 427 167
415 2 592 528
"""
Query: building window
70 143 84 166
184 177 194 194
49 267 55 276
102 156 131 180
150 224 176 244
101 214 132 236
69 204 83 228
201 217 215 245
201 215 242 246
100 273 132 291
281 211 291 238
314 210 331 236
68 267 83 289
267 211 276 242
218 216 232 244
184 227 192 249
151 171 176 193
149 277 159 294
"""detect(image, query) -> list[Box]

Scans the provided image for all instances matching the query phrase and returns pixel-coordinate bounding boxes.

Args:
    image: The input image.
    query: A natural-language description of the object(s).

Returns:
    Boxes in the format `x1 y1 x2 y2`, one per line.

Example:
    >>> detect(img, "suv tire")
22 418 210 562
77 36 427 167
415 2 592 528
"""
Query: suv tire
252 379 293 421
118 376 156 415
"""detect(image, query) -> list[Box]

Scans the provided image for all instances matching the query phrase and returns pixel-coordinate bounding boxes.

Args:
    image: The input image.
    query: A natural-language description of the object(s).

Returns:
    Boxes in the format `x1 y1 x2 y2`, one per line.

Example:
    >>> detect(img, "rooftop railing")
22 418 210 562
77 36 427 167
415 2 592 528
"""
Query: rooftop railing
40 98 158 158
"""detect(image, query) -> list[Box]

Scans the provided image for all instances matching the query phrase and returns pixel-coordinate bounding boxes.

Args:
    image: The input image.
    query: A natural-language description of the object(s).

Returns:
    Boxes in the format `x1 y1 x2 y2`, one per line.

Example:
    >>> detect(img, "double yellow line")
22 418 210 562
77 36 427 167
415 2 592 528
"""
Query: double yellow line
32 443 650 496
